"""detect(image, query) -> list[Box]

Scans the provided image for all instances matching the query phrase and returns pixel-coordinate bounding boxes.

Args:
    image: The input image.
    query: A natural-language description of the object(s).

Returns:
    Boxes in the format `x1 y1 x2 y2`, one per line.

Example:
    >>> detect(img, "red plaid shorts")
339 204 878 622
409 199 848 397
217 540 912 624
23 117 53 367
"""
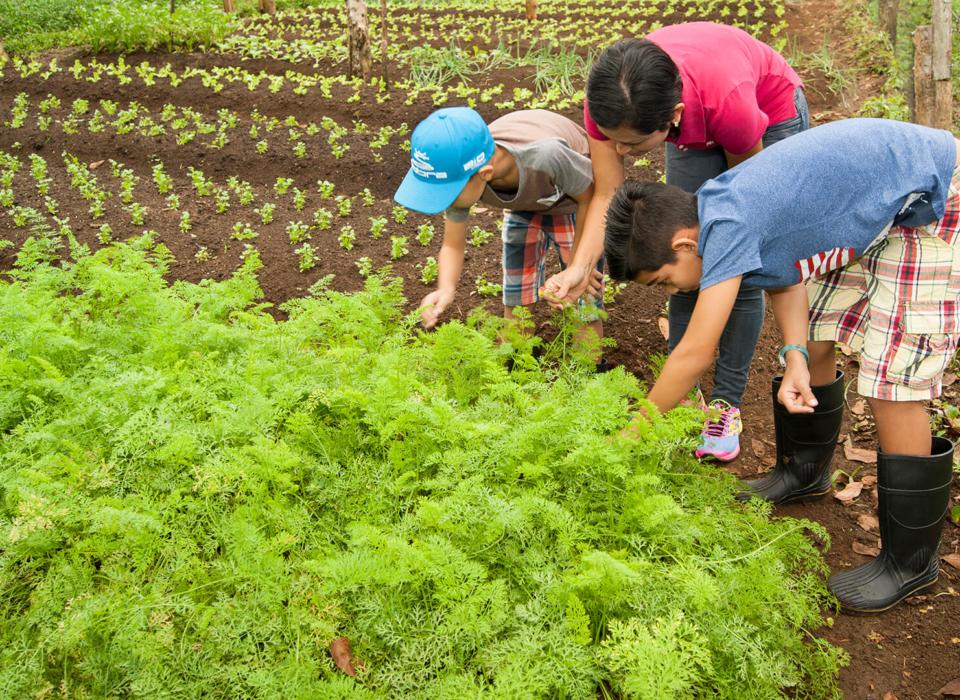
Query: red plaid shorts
808 161 960 401
501 211 604 316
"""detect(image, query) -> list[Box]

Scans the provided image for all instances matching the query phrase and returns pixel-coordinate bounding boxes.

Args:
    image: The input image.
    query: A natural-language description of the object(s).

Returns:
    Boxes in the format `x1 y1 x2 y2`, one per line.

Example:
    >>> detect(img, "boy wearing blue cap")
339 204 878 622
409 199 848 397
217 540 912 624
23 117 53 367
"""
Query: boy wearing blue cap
394 107 605 356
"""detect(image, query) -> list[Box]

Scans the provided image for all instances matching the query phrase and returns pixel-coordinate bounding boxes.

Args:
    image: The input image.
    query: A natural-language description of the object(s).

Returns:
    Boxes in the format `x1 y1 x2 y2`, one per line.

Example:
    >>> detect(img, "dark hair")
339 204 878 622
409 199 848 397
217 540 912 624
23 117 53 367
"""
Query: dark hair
586 38 682 135
604 181 699 281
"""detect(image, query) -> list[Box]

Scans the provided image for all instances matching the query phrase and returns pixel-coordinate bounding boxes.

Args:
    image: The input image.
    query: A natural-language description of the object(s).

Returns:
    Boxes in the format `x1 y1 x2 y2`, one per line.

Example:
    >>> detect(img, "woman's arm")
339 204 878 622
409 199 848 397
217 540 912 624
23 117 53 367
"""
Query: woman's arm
541 136 624 305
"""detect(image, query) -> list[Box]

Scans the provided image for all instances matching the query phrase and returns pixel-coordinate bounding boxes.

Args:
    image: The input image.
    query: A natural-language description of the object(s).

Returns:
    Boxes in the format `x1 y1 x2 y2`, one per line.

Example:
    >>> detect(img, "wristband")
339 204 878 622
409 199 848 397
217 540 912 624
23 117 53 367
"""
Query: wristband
778 344 810 368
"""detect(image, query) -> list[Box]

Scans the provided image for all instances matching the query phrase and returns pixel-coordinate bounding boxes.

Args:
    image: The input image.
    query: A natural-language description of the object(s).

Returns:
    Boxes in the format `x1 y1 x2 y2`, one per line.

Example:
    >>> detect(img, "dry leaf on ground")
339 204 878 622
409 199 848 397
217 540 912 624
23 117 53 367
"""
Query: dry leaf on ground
943 372 957 387
882 691 899 700
861 474 877 488
838 343 854 356
329 637 357 676
850 399 866 416
857 514 879 532
834 481 864 503
852 541 880 557
938 678 960 698
657 317 669 341
751 439 766 459
843 438 877 464
943 553 960 572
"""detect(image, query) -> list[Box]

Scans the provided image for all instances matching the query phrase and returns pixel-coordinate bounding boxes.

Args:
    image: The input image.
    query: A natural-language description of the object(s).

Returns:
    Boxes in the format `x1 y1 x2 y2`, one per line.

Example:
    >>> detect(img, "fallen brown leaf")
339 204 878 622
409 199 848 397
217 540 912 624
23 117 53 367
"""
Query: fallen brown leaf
943 372 957 387
938 678 960 697
751 439 766 459
882 690 898 700
857 514 879 532
88 159 105 170
843 438 877 464
852 541 880 557
943 553 960 572
838 343 854 356
657 317 669 341
850 399 866 416
329 636 357 676
834 481 864 503
861 474 877 488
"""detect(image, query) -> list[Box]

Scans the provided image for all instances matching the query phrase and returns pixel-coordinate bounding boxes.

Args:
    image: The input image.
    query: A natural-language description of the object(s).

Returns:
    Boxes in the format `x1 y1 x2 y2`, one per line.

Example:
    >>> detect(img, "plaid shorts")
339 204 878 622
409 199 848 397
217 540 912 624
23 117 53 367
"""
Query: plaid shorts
808 162 960 401
501 211 604 317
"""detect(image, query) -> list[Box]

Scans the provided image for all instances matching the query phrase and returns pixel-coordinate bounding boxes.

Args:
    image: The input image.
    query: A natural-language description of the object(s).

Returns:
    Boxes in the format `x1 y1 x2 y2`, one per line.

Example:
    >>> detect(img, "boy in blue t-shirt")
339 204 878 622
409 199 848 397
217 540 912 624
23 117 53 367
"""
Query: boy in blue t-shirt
602 118 959 613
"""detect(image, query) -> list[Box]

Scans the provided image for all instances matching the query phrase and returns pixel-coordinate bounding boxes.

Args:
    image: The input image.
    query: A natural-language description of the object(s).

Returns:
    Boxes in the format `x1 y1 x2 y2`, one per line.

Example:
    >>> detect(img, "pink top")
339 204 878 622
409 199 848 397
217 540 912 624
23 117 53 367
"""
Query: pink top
584 23 802 155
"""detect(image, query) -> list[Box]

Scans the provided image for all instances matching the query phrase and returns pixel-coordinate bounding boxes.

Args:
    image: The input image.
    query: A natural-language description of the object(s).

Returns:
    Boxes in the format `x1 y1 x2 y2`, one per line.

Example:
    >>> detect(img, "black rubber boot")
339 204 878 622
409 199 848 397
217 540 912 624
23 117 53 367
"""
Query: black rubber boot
829 436 954 612
738 371 844 504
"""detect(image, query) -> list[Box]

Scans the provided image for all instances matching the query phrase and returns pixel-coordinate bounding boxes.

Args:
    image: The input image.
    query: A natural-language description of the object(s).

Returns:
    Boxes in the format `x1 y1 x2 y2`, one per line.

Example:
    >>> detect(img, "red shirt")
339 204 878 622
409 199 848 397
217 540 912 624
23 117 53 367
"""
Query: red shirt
583 23 802 155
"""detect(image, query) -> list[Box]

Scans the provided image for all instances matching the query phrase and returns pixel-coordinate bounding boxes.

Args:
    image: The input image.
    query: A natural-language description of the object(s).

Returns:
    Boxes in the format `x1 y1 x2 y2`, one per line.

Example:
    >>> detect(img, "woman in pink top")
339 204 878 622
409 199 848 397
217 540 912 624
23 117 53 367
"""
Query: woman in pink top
544 23 807 461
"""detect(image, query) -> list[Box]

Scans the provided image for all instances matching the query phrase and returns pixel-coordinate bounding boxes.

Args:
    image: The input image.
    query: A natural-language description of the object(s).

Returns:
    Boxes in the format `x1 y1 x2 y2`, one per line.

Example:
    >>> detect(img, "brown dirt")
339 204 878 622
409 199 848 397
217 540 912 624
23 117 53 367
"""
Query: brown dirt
1 1 958 697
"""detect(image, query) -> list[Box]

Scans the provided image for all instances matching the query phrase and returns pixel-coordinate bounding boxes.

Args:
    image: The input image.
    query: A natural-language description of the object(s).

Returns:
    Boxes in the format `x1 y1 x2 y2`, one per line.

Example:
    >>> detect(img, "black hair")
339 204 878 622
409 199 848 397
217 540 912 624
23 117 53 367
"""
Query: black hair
604 181 699 281
586 38 682 136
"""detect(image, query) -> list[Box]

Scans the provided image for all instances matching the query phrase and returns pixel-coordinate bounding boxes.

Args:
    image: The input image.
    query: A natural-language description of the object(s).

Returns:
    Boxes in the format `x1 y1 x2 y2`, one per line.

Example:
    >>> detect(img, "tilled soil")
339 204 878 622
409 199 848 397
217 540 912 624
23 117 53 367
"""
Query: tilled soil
1 2 958 696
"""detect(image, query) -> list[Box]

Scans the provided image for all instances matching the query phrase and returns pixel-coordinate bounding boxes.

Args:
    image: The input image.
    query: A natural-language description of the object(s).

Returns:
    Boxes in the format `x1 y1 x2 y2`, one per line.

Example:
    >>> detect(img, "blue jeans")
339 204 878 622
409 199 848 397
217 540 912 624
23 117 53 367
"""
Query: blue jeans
665 87 810 406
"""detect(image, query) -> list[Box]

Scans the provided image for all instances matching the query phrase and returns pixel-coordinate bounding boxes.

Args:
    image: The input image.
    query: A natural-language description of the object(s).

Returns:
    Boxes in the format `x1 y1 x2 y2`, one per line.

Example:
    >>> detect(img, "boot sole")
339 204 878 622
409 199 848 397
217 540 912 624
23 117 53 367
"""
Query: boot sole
837 575 939 614
777 484 831 505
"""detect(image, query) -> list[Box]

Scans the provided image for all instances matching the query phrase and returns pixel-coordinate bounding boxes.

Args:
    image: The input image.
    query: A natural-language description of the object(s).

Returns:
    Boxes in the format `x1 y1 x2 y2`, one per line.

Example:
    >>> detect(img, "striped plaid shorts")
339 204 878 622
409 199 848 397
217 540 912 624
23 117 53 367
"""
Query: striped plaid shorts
808 162 960 401
501 211 604 317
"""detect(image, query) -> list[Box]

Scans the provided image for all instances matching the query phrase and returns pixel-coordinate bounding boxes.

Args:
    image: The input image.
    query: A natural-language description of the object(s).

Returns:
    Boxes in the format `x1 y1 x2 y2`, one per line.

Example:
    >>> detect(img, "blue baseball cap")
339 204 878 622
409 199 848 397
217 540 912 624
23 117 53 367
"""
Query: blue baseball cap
394 107 495 215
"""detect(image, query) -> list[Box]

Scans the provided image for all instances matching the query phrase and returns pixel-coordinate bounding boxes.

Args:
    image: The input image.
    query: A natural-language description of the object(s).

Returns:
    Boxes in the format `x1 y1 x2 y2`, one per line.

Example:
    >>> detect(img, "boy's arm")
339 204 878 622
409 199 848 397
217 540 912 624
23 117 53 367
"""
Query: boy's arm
641 277 742 414
542 137 624 305
420 217 468 328
767 284 819 413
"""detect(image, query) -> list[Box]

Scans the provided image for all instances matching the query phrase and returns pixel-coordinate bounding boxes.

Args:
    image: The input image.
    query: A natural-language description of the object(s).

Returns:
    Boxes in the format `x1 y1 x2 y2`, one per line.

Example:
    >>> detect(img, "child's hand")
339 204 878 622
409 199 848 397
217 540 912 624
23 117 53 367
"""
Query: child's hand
777 364 818 414
419 288 455 329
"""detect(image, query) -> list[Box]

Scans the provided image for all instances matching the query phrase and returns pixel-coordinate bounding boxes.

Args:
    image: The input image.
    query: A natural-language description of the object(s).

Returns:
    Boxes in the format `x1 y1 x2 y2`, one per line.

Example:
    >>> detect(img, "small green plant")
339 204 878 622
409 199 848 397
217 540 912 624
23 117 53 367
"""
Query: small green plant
420 255 439 284
214 188 230 214
360 187 375 206
128 202 147 226
390 235 409 260
475 274 502 297
295 241 317 271
231 222 258 241
369 216 387 239
336 196 352 218
416 222 436 246
256 203 275 225
179 210 192 233
287 220 310 244
194 246 211 262
469 225 494 247
355 256 373 277
292 188 307 212
392 205 408 224
274 177 293 196
256 140 269 154
151 163 173 194
96 223 112 244
313 208 332 231
317 180 335 198
338 224 356 250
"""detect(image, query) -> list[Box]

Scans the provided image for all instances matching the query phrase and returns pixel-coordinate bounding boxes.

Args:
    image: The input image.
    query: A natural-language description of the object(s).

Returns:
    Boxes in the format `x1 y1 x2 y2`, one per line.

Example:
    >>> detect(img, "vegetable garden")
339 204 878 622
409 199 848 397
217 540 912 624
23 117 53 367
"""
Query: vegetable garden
0 0 958 697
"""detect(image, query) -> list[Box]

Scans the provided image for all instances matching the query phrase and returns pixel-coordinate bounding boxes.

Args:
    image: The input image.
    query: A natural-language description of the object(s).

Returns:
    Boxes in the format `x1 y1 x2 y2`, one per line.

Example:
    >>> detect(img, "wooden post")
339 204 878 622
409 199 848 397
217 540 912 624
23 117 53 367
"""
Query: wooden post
525 0 538 21
0 41 7 62
877 0 898 47
346 0 373 80
380 0 389 85
931 0 953 129
170 0 176 14
260 0 277 14
223 0 235 12
913 26 935 126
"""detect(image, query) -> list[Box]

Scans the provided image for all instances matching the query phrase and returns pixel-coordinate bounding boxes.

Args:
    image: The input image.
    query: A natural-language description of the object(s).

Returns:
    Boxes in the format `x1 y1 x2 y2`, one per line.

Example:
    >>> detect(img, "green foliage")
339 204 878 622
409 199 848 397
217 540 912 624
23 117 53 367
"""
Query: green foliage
0 239 844 698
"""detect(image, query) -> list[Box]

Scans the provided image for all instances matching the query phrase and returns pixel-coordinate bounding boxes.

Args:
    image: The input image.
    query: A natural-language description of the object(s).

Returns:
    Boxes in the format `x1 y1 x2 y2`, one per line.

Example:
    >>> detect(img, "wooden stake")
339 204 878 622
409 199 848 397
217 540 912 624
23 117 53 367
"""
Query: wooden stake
346 0 373 80
0 41 7 62
223 0 235 12
913 25 934 126
525 0 538 21
931 0 953 129
380 0 389 85
260 0 277 14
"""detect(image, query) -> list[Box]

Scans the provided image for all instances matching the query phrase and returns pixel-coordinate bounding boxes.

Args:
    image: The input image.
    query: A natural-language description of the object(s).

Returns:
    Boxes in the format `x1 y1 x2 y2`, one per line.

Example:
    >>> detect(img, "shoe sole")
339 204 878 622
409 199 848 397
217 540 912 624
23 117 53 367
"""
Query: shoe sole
777 484 832 505
837 575 939 614
696 446 741 462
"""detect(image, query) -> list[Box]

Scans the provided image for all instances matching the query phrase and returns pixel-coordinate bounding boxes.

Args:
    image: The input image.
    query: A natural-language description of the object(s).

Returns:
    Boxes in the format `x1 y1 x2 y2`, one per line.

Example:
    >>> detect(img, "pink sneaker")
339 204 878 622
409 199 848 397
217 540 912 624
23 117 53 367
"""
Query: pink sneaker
695 400 742 462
